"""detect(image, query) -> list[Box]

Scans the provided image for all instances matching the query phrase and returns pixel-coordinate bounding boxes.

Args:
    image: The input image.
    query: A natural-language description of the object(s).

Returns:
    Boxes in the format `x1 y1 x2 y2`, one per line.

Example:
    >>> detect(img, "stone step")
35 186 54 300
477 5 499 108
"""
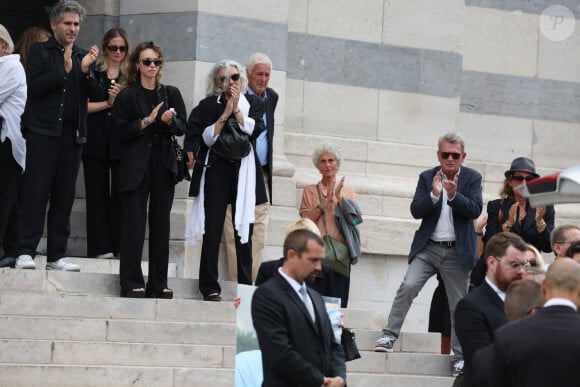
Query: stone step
0 268 236 300
347 372 454 387
348 351 452 376
0 364 234 387
0 339 234 368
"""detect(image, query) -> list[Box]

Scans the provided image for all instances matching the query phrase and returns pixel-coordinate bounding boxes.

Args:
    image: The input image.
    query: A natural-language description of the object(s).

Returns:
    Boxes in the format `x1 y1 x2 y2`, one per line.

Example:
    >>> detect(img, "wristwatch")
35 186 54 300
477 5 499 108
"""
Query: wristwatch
142 117 150 126
218 116 227 124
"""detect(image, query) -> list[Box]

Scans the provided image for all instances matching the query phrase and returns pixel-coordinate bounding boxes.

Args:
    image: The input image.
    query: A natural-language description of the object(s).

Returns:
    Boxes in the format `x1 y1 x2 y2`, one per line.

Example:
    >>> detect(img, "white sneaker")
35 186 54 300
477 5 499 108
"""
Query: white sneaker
46 257 80 272
15 255 36 270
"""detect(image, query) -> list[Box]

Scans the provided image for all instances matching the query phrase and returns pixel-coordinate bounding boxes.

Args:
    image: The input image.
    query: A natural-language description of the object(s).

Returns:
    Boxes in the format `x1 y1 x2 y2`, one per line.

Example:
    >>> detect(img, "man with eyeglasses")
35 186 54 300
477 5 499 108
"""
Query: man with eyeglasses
374 133 483 378
550 224 580 260
14 0 99 271
455 232 528 387
491 258 580 387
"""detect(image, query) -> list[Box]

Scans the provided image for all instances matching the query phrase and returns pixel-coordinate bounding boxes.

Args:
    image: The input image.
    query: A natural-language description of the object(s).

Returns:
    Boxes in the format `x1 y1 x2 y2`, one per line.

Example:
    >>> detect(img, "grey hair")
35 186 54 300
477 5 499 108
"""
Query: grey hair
438 132 465 153
0 24 14 54
311 143 342 168
205 59 248 97
49 0 86 25
246 52 272 73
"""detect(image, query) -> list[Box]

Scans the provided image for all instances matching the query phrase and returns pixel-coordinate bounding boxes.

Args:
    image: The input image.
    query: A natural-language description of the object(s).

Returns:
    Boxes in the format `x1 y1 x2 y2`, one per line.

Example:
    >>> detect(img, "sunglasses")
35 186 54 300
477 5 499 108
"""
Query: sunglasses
440 152 462 160
511 175 535 182
107 45 127 52
220 73 241 83
140 58 162 67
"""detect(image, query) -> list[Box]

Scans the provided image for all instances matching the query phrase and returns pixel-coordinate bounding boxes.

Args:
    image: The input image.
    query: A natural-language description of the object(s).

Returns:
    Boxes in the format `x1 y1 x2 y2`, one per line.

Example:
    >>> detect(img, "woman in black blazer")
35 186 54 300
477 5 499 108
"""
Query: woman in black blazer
185 60 264 301
83 28 130 259
112 41 187 298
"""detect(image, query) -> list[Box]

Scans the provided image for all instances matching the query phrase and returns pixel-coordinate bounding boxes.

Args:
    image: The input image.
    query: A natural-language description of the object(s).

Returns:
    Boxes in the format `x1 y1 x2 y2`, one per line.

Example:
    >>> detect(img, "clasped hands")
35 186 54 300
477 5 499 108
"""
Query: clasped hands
432 170 457 199
320 177 345 213
142 102 175 130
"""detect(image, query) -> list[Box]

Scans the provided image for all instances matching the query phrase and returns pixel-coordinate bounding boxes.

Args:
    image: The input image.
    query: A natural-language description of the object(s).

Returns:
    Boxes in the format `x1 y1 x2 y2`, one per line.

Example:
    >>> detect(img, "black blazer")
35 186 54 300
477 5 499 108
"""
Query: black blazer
455 280 507 387
185 93 265 198
472 344 493 387
261 87 278 203
251 273 346 387
112 84 187 192
491 305 580 387
84 70 122 160
484 198 555 252
255 258 335 297
409 166 483 271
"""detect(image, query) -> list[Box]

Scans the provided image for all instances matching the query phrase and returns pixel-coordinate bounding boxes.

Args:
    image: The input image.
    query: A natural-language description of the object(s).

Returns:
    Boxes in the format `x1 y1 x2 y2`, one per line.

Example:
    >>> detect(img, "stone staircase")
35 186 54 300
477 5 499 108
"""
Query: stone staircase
0 259 456 387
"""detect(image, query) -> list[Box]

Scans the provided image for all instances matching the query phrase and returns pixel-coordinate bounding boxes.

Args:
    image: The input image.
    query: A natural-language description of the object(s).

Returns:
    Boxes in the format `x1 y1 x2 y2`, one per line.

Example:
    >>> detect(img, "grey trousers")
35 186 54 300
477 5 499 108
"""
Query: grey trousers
381 241 469 363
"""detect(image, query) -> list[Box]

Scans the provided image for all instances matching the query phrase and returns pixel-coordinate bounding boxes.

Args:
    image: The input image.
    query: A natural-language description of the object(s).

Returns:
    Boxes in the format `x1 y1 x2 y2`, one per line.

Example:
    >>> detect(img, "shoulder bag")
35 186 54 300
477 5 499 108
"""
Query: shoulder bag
317 185 351 277
212 117 251 161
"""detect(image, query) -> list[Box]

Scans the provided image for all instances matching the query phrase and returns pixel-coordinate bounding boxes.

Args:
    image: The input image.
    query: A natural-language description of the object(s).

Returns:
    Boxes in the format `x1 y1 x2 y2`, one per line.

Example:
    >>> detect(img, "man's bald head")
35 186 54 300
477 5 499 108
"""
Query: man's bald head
543 258 580 308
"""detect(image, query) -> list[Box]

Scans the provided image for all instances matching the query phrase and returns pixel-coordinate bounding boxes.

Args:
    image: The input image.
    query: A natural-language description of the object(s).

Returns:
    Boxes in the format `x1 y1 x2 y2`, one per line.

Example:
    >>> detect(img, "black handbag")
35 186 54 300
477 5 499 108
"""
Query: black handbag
212 117 251 161
341 328 361 361
171 135 190 183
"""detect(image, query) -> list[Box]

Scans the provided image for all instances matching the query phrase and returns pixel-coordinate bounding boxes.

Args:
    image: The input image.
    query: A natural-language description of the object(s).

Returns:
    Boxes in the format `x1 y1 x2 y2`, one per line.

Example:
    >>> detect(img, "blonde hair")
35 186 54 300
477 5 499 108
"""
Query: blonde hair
285 218 321 237
0 24 14 54
526 244 545 270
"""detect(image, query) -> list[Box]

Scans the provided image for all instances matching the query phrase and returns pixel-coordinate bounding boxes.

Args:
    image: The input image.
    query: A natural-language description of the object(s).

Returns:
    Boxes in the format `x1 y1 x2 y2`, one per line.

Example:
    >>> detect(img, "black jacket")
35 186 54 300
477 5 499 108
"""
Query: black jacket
185 93 265 198
21 37 100 143
112 84 186 192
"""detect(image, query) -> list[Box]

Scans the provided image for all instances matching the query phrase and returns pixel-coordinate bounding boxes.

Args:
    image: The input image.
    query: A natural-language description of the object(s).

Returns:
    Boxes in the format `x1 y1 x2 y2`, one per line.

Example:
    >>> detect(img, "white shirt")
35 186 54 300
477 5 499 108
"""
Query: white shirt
278 266 304 300
485 276 506 302
430 168 460 241
544 297 577 311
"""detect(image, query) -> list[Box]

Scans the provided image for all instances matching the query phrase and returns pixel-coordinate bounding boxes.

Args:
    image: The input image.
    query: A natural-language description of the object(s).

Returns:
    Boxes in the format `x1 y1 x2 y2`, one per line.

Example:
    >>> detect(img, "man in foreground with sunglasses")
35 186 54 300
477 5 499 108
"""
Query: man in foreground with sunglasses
455 232 528 387
374 133 483 378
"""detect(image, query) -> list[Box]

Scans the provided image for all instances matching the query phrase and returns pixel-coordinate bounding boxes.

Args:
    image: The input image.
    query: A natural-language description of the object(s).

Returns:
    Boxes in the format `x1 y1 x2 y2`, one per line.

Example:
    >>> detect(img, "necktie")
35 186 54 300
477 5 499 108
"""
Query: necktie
299 285 316 323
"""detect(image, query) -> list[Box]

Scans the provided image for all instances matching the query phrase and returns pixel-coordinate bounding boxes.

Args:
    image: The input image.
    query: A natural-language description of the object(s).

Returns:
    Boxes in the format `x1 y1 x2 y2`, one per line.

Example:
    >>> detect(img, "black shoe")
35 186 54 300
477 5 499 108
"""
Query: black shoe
203 293 222 302
0 256 16 268
120 288 146 298
146 288 174 299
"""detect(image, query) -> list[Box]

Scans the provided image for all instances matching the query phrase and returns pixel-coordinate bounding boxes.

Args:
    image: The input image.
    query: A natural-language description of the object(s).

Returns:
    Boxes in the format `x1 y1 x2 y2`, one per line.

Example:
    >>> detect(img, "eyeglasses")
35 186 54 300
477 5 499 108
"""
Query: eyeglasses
440 152 462 160
140 58 162 67
511 175 535 182
493 256 530 271
220 73 241 83
107 45 127 52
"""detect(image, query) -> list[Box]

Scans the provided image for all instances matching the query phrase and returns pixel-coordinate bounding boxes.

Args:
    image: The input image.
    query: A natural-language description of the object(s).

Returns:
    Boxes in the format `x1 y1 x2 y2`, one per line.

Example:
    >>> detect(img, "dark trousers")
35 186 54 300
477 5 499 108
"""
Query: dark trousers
17 130 81 261
83 155 120 256
119 145 174 294
334 270 351 308
199 158 253 297
0 138 22 258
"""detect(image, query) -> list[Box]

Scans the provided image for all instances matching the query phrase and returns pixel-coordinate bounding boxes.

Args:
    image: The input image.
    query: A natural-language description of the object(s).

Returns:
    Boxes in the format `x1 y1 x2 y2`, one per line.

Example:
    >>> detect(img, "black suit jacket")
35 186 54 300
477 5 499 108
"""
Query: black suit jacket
251 273 346 386
491 305 580 387
472 344 493 387
484 198 555 253
259 87 278 203
255 258 335 297
409 166 483 271
455 280 507 387
113 84 187 192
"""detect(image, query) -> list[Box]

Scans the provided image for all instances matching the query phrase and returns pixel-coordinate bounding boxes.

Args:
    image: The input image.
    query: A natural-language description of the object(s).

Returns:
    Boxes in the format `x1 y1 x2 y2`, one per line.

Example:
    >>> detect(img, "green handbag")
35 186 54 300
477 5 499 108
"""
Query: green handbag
317 185 351 277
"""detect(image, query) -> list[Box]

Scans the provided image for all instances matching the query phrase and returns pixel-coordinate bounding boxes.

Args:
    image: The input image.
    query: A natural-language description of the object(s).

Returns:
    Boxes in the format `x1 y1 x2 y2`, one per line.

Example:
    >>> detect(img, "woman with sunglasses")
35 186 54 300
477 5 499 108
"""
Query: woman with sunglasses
83 28 130 259
471 157 555 286
112 41 187 298
185 60 265 301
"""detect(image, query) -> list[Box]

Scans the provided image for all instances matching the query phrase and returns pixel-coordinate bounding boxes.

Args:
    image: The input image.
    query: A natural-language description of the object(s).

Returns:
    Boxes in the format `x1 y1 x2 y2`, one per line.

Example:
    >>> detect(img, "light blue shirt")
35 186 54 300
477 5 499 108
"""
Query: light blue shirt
248 87 268 166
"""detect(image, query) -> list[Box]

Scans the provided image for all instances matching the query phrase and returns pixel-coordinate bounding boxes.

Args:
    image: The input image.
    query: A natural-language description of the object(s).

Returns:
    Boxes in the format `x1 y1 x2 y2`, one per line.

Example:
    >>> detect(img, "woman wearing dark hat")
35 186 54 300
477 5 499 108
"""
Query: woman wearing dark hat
471 157 555 286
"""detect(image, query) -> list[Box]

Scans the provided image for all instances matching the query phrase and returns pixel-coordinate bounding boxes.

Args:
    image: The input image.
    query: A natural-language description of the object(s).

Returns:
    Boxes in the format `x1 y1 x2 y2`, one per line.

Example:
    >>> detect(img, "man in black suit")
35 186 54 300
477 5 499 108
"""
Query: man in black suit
472 278 544 387
454 232 528 387
252 229 346 386
225 52 279 284
375 133 483 377
491 258 580 387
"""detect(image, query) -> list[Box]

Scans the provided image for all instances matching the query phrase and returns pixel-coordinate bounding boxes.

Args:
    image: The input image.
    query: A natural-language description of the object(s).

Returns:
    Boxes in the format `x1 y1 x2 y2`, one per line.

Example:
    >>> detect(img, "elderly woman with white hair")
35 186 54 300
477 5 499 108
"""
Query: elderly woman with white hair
300 144 357 307
185 59 265 301
0 24 27 267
